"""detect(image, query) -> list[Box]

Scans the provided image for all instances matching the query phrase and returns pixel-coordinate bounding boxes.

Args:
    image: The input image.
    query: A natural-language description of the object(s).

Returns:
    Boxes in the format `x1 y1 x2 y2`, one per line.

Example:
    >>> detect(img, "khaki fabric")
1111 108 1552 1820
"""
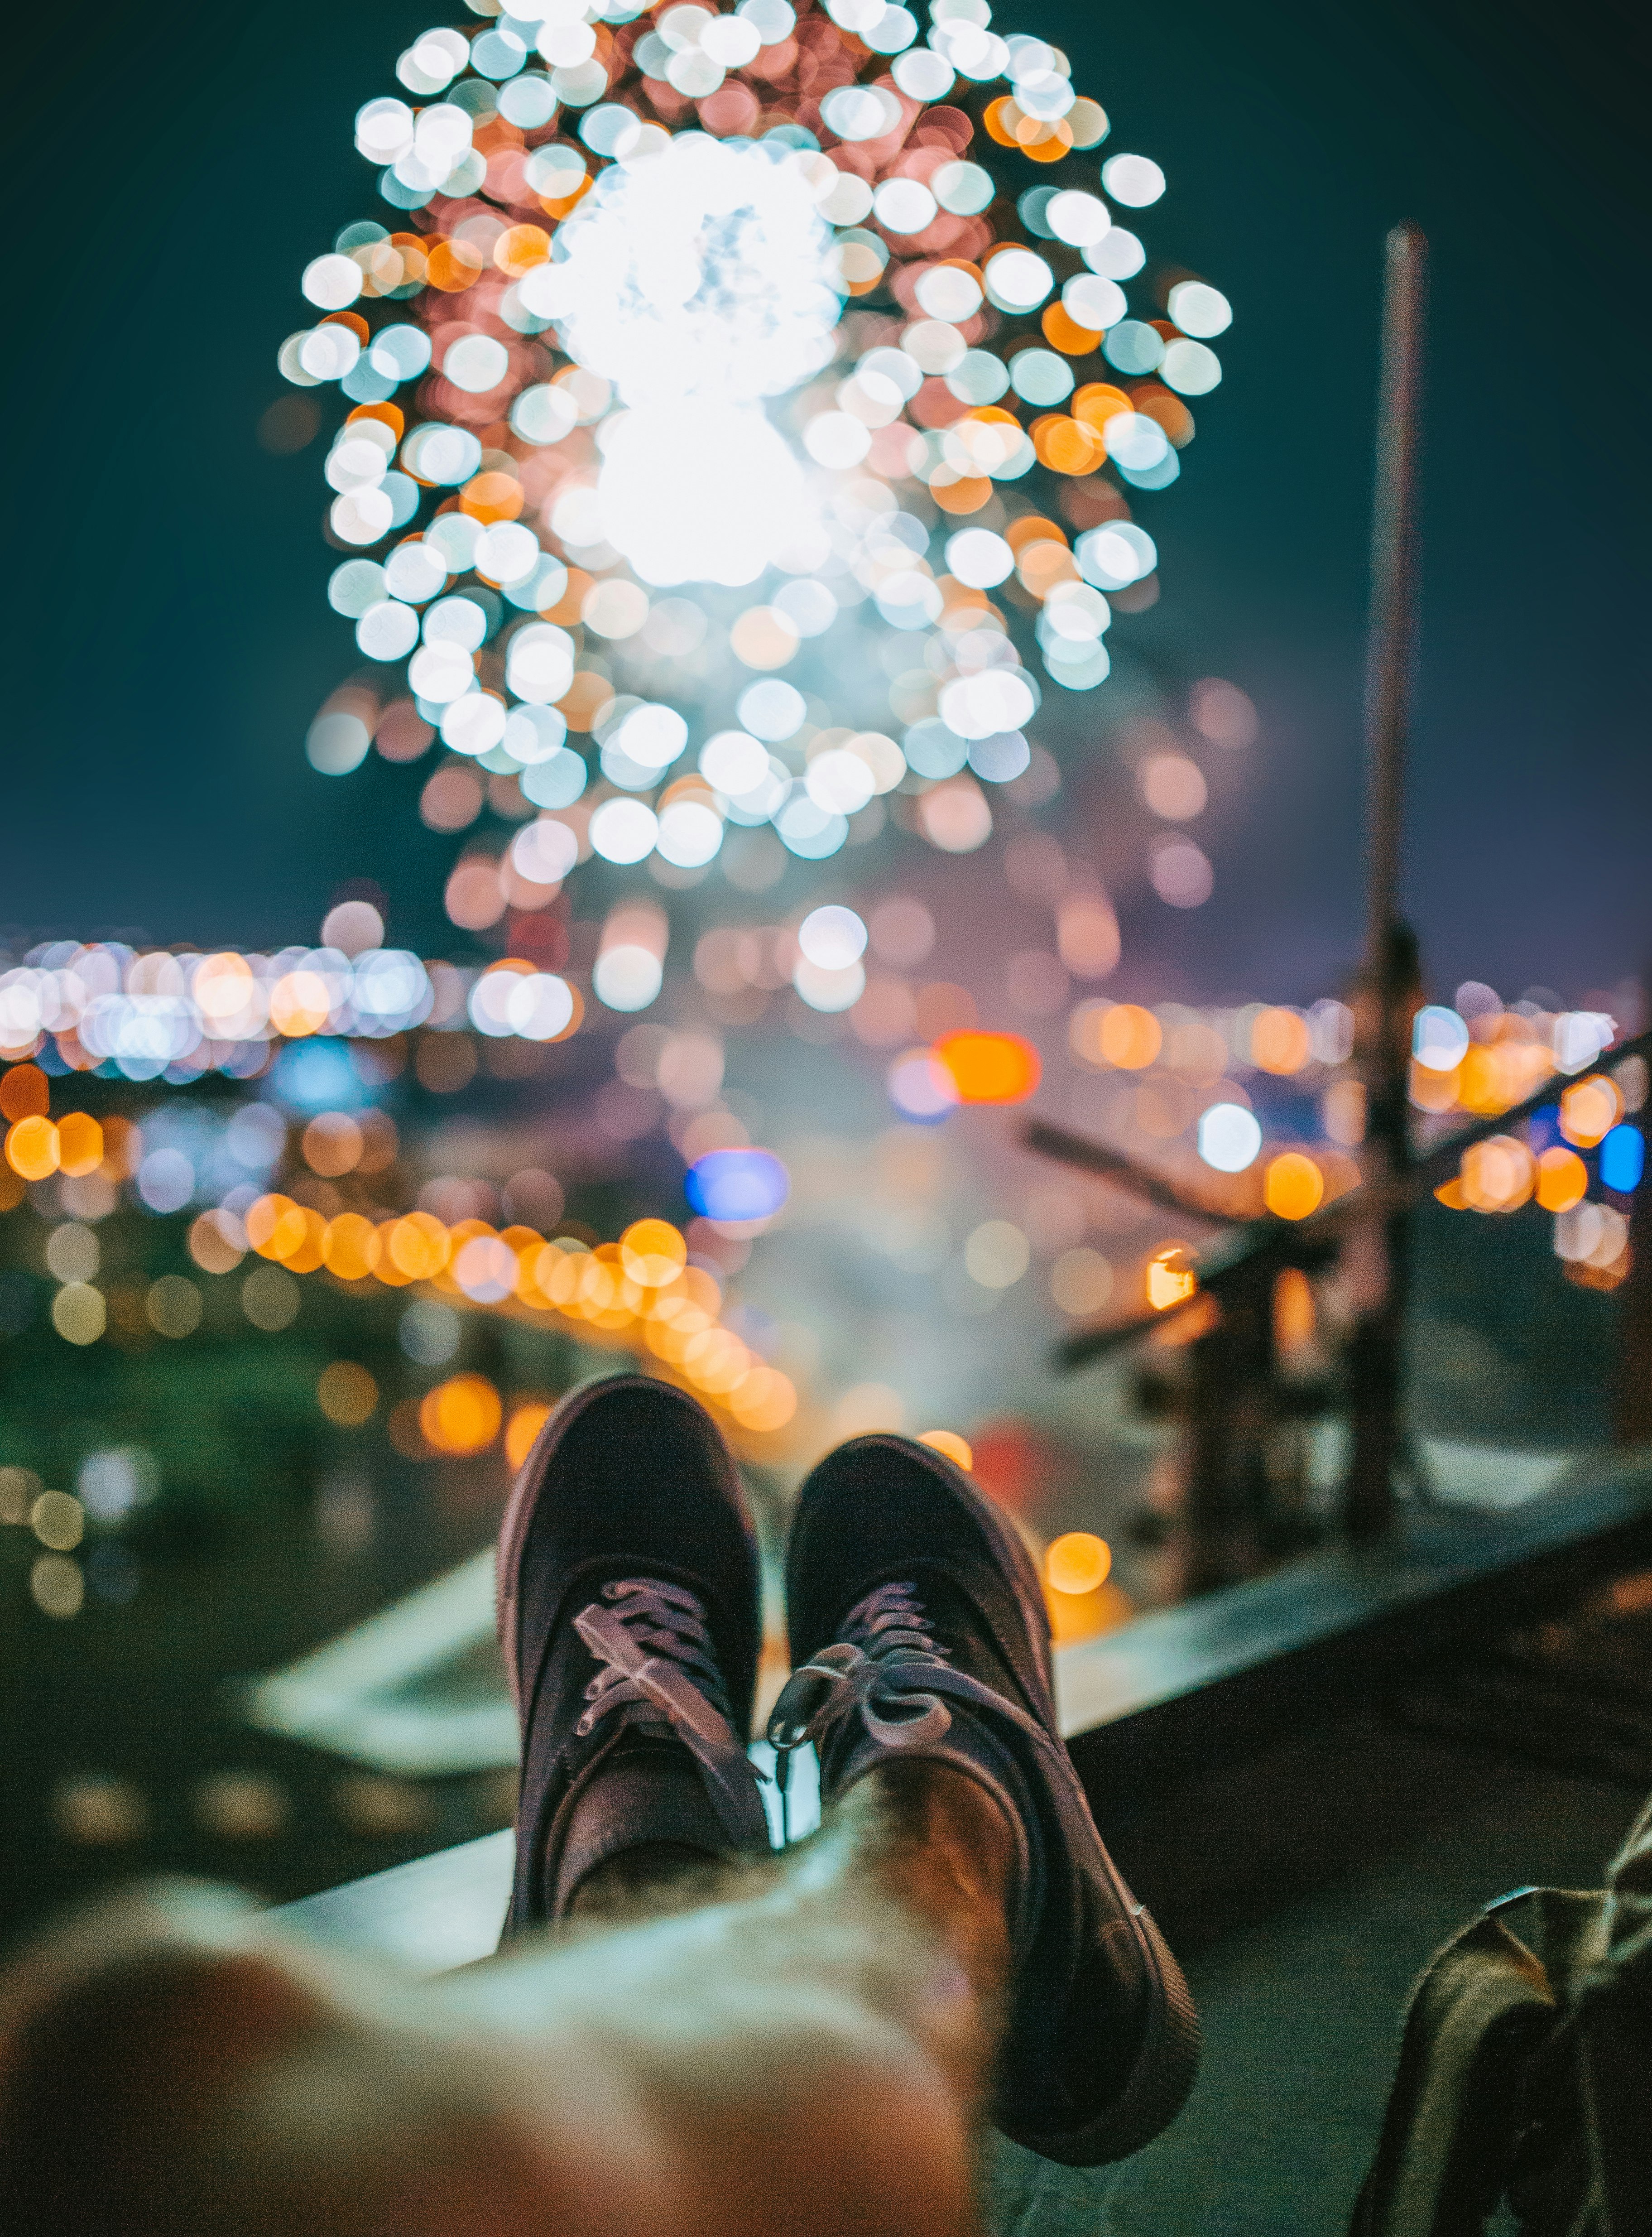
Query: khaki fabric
1352 1797 1652 2237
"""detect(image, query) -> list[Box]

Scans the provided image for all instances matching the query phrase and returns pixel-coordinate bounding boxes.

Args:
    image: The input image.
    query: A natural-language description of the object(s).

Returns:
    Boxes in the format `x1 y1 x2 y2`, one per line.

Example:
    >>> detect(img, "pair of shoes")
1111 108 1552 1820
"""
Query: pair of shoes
497 1371 1199 2165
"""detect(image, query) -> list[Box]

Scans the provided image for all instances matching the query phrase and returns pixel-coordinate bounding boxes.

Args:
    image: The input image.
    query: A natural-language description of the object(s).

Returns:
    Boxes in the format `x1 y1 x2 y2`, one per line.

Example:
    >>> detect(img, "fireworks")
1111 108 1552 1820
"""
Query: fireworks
286 0 1231 920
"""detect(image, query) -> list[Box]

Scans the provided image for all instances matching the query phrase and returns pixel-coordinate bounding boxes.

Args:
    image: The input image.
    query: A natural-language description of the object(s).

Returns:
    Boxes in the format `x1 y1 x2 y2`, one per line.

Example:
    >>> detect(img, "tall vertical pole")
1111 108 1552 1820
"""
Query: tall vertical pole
1344 224 1428 1541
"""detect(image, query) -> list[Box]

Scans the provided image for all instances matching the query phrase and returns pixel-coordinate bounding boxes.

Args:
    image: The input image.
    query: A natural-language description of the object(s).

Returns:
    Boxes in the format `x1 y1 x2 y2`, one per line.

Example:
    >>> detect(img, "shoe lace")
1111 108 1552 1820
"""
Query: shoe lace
575 1578 766 1843
766 1580 1059 1846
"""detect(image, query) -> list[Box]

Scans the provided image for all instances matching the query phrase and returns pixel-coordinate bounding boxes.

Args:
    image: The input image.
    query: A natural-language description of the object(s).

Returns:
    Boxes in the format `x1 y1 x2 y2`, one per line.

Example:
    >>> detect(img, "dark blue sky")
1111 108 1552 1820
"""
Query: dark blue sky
3 0 1645 1005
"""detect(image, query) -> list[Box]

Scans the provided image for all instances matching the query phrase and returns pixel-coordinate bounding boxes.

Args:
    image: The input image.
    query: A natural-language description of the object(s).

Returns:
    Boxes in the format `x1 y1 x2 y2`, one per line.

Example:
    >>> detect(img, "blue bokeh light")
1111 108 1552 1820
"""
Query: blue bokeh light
686 1148 790 1223
1599 1123 1645 1194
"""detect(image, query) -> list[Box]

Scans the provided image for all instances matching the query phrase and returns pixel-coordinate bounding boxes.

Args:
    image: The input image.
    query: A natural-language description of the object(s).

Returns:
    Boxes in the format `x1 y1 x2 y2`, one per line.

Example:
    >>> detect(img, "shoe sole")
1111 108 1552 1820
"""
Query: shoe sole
789 1434 1200 2166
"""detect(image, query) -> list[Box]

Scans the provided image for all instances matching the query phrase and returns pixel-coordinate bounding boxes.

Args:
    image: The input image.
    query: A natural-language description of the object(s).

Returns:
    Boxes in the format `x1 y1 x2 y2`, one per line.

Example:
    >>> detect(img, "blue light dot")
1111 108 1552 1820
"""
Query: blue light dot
685 1149 790 1223
1599 1123 1644 1194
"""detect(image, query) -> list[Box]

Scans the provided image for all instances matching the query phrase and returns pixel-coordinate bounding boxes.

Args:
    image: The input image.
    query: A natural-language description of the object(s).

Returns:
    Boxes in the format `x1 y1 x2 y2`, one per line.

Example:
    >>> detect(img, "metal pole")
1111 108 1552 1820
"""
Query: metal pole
1344 224 1428 1541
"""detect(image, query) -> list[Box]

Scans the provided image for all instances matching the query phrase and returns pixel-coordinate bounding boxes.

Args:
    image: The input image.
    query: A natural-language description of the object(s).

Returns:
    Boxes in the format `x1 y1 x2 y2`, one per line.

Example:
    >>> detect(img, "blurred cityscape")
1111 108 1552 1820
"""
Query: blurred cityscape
2 0 1647 1968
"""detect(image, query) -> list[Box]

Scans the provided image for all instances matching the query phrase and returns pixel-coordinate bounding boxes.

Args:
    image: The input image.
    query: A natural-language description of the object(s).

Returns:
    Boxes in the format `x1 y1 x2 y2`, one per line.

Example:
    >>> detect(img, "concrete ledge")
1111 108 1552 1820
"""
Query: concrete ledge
1061 1455 1652 1803
276 1458 1652 1963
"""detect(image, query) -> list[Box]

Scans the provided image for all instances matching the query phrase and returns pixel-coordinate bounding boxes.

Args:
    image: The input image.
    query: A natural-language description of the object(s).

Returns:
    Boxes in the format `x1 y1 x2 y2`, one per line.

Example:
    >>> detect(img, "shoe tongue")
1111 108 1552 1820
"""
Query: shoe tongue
895 1571 1029 1707
551 1734 730 1915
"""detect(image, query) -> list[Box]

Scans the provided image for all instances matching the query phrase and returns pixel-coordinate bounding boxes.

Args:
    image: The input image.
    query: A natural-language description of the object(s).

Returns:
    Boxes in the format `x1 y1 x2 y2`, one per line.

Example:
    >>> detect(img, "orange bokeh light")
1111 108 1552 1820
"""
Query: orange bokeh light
318 1361 378 1428
424 237 485 292
1559 1075 1622 1149
246 1193 308 1260
1031 416 1104 474
1040 303 1101 356
933 1031 1042 1104
5 1115 58 1181
0 1065 48 1122
1535 1145 1589 1213
918 1430 974 1470
460 470 526 524
1145 1246 1197 1309
505 1400 553 1472
420 1372 503 1456
1250 1008 1311 1075
388 1211 451 1281
1072 383 1133 435
727 1366 798 1434
1263 1153 1325 1221
322 1213 381 1281
55 1112 103 1178
931 471 993 515
1099 1004 1162 1070
1460 1135 1535 1213
619 1218 687 1289
494 223 551 275
1046 1531 1112 1595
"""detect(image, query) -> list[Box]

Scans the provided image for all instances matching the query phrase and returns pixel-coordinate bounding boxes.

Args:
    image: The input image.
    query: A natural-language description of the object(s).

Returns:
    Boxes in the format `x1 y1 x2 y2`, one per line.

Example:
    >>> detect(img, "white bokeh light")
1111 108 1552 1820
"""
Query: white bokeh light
1198 1103 1263 1173
535 134 840 586
797 905 867 969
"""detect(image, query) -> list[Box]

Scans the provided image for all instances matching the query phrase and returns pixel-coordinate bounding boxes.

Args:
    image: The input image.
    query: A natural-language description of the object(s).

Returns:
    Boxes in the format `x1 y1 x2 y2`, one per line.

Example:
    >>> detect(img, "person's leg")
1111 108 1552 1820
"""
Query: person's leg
775 1432 1201 2165
0 1380 1022 2237
0 1761 1008 2237
0 1389 1197 2231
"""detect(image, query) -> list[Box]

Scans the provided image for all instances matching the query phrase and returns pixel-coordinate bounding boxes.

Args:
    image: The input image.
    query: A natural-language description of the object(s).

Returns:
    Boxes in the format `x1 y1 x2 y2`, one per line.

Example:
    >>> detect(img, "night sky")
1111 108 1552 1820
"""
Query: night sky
4 0 1646 1005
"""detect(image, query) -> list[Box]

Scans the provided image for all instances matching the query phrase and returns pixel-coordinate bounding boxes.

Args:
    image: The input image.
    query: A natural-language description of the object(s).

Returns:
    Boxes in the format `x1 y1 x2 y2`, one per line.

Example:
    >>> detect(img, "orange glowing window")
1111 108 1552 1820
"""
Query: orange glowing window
1098 1004 1162 1070
933 1031 1042 1104
1273 1266 1316 1352
420 1373 503 1456
1145 1246 1197 1309
1046 1531 1112 1594
1263 1153 1324 1221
